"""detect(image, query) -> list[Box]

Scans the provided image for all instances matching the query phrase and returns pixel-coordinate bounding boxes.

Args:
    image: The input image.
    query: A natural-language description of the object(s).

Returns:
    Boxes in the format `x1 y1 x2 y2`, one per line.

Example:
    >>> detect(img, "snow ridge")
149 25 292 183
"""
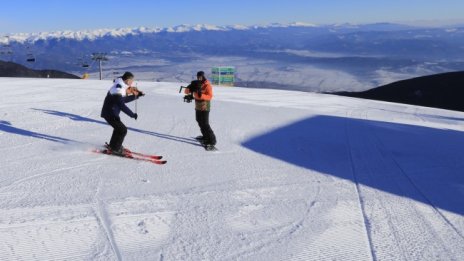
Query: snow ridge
0 22 318 44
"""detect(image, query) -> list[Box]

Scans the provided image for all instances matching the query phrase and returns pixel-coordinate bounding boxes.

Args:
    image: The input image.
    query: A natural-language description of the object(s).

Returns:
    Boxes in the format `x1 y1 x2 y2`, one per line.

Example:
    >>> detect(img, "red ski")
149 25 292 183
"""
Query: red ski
123 148 163 160
103 143 163 160
93 148 167 165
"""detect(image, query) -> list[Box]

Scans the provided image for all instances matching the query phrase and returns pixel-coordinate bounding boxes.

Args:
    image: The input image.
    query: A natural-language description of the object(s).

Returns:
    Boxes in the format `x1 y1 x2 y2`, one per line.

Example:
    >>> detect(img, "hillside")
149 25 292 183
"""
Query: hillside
0 60 80 79
1 78 464 260
335 71 464 112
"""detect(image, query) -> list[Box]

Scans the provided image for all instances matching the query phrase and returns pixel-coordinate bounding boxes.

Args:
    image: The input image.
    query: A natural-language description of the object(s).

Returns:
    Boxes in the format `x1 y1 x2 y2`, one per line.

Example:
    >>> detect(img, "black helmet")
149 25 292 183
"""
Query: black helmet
196 71 205 78
122 71 134 81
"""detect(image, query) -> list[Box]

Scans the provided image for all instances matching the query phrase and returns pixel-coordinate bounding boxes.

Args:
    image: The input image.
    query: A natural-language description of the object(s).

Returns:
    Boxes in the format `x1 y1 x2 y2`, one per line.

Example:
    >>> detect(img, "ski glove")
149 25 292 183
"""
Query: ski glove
133 113 138 120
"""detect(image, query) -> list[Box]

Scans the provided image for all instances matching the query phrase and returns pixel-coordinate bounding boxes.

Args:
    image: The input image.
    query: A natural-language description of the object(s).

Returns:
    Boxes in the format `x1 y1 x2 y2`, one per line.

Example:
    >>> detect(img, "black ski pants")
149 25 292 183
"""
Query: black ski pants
196 110 216 145
104 116 127 151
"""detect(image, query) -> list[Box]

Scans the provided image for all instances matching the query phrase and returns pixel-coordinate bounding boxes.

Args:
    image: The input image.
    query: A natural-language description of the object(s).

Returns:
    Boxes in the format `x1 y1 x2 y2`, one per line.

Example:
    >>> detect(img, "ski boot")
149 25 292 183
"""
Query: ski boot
204 144 218 151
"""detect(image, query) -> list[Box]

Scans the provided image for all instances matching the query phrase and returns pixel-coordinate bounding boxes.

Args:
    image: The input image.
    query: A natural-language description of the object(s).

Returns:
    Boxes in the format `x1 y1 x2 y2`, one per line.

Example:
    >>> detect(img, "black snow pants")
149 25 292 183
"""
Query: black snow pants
104 116 127 151
196 110 216 145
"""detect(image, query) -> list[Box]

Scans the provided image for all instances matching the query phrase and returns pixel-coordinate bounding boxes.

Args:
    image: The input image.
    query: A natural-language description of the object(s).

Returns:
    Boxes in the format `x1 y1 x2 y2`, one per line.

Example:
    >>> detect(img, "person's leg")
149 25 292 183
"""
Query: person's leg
197 111 216 145
203 111 216 145
105 117 127 151
196 110 207 138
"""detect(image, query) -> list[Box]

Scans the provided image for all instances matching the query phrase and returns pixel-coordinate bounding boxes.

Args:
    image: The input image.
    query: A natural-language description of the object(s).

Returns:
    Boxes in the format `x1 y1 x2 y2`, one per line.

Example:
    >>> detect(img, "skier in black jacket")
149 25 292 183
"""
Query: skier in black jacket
100 72 144 155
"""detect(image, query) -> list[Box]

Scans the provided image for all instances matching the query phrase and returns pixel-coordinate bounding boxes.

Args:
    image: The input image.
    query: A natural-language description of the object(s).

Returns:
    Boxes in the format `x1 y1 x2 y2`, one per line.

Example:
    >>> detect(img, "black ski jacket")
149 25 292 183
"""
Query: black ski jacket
100 91 137 119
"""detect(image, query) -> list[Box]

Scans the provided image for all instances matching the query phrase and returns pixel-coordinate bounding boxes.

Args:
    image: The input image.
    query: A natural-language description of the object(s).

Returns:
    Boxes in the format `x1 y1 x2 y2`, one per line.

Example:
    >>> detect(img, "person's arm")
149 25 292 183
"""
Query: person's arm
184 83 192 94
116 95 136 118
194 81 213 101
125 87 144 102
124 95 137 103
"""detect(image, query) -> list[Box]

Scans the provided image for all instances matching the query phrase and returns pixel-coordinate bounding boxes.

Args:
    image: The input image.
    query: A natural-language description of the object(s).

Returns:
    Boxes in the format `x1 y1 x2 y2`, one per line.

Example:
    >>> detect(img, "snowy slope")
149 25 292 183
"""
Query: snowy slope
1 78 464 260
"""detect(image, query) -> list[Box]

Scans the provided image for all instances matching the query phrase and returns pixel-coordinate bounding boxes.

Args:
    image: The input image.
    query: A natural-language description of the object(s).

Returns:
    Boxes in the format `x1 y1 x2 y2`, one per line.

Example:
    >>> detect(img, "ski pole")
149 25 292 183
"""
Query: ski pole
135 82 138 114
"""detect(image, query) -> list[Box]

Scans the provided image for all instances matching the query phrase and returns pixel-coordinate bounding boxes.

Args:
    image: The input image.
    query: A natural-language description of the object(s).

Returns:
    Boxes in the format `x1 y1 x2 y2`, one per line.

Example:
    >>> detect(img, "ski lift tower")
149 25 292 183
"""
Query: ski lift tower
91 52 108 80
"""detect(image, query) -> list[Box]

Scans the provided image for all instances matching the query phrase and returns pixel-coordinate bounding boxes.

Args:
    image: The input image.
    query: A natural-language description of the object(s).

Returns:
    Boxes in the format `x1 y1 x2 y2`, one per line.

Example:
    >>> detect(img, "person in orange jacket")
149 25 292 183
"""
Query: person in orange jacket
185 71 217 150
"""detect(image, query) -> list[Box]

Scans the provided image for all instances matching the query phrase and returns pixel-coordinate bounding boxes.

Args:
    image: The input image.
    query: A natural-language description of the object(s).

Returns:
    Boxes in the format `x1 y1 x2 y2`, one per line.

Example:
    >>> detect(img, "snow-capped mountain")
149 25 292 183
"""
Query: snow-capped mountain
0 22 321 44
1 22 464 92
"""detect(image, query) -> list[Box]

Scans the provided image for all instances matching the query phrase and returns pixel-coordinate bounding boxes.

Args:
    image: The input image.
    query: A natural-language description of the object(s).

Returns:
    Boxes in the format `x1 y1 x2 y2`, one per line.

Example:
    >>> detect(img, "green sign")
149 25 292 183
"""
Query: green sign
212 66 235 86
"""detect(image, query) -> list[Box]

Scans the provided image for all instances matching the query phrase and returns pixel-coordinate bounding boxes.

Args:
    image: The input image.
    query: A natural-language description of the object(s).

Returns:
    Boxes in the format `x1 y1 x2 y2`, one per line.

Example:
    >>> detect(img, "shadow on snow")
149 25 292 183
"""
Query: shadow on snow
0 120 75 144
31 108 200 146
242 115 464 216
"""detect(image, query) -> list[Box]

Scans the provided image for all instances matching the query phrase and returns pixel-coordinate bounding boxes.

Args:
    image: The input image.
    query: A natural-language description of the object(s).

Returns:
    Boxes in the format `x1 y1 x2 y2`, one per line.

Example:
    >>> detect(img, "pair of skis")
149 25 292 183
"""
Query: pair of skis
93 136 217 164
93 145 167 165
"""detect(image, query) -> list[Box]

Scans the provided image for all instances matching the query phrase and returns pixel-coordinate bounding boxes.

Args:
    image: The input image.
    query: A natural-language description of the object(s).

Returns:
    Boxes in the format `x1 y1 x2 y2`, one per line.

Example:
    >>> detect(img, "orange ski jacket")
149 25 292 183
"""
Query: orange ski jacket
185 79 213 111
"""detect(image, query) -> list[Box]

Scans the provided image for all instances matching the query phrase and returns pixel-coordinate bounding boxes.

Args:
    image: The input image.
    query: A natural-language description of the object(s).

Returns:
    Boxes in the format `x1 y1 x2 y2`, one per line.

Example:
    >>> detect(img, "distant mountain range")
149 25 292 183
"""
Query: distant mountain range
1 22 464 91
0 60 79 79
334 71 464 112
3 22 462 60
0 23 321 43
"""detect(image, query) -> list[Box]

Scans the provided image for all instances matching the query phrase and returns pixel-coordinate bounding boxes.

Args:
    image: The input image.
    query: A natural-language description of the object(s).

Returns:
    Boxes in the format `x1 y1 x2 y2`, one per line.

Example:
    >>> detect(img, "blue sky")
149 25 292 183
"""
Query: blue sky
1 0 463 34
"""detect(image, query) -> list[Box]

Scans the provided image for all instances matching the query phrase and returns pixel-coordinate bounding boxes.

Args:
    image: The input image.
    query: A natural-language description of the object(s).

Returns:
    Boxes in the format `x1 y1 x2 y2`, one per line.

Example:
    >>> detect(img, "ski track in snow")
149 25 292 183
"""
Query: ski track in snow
1 78 464 260
371 126 464 241
0 159 103 190
346 107 464 260
345 109 376 260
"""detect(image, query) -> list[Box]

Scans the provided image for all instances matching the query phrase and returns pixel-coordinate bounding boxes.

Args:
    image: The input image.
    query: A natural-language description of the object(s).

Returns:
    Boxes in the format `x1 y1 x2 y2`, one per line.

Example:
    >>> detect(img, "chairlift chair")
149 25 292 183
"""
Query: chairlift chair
79 56 90 68
26 53 35 62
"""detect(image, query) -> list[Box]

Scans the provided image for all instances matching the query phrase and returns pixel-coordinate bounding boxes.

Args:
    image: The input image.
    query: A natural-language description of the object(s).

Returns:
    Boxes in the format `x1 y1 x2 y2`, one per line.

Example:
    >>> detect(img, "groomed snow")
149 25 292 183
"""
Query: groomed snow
1 78 464 260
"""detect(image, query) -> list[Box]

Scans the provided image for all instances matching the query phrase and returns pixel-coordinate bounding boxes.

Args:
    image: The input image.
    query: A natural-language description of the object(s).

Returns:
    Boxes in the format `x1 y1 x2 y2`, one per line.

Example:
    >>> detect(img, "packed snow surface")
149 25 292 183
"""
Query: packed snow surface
1 78 463 260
